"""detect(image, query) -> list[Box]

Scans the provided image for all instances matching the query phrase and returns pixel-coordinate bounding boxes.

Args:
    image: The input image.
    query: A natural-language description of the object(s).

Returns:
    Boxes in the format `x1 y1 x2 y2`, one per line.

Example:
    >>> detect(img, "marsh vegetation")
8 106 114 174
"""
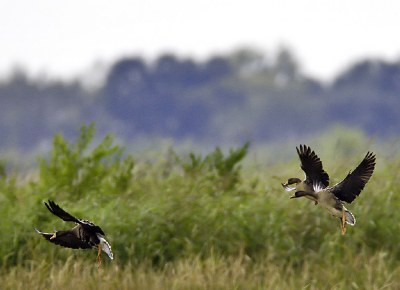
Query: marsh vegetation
1 125 400 289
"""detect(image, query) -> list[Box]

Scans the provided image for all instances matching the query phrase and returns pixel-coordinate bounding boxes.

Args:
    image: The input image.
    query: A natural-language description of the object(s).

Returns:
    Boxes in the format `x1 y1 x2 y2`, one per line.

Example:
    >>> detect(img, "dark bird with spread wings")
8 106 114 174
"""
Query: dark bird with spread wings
35 200 113 267
290 151 376 235
282 144 330 205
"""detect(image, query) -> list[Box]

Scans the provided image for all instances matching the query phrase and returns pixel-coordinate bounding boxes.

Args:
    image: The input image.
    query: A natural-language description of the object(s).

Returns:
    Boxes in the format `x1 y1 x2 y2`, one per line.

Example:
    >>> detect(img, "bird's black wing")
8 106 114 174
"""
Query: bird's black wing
35 228 92 249
45 200 81 223
330 152 376 203
44 200 106 236
296 144 330 188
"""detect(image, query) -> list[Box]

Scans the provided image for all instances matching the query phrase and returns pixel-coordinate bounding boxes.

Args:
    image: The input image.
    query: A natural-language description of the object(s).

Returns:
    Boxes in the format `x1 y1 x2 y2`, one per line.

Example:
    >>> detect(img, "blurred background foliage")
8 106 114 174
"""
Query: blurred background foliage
1 47 400 156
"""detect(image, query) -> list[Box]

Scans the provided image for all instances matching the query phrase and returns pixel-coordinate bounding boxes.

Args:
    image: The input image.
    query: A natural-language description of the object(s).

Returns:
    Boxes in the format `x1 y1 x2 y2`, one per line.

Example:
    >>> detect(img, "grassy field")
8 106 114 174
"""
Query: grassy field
2 253 399 290
1 125 400 289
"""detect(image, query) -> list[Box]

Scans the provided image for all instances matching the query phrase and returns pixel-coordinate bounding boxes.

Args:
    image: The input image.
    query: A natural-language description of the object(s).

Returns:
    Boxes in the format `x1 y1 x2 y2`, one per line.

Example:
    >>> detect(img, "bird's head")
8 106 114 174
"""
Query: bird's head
282 177 302 191
283 178 302 186
290 190 314 199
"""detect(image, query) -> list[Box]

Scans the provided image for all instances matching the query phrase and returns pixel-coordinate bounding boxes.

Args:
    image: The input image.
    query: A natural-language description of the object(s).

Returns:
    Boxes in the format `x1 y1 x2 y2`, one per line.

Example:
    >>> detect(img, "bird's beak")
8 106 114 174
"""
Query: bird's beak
50 233 57 240
281 182 288 187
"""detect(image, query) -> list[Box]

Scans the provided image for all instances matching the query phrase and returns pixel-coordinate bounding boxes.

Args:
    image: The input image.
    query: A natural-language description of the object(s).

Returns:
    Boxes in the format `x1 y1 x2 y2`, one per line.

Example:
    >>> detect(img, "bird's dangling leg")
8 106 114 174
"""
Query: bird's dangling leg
97 245 102 269
341 210 346 235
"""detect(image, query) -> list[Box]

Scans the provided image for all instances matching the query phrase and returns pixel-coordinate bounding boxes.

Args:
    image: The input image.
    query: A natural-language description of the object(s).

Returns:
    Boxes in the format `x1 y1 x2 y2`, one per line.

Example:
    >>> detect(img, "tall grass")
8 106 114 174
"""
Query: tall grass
1 124 400 288
1 252 399 290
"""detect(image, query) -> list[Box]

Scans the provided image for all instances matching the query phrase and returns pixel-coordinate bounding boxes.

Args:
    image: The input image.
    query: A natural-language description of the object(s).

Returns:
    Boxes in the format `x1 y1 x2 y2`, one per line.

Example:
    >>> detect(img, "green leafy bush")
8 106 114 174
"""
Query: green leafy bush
35 123 134 199
180 142 249 191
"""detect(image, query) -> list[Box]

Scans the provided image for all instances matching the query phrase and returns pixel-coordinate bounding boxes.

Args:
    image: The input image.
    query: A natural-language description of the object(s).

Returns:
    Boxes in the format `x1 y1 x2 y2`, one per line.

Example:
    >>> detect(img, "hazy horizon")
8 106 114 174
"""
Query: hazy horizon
2 0 400 82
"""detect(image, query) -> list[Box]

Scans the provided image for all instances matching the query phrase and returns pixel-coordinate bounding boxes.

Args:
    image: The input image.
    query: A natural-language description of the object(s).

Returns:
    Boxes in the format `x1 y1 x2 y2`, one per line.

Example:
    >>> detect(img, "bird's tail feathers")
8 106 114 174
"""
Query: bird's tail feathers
99 236 114 260
344 209 356 226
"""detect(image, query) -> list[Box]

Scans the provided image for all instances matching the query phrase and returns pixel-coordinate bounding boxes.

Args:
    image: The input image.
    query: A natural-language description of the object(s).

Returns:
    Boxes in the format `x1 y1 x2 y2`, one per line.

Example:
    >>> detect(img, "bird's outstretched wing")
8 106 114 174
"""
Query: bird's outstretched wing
296 144 330 188
330 152 376 203
44 200 106 236
45 200 81 223
35 228 92 249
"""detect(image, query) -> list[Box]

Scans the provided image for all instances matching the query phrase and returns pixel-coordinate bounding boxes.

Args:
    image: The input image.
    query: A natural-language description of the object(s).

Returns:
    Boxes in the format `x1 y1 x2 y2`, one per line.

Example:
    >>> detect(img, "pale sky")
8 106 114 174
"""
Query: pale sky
1 0 400 81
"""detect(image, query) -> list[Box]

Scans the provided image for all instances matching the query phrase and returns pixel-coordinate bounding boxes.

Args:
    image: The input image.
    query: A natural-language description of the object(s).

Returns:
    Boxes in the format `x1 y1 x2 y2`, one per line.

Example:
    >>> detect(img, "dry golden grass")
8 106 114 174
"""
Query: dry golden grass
1 252 399 290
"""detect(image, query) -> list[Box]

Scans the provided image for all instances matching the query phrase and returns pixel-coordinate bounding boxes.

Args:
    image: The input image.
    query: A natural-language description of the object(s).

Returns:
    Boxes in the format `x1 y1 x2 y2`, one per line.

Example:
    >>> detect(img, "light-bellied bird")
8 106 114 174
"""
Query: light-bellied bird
282 144 330 205
290 151 376 235
35 200 113 267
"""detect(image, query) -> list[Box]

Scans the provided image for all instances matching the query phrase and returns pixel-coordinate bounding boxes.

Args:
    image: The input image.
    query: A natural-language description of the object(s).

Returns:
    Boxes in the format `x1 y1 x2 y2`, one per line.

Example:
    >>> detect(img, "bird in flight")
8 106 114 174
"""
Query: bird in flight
35 200 113 267
287 148 376 235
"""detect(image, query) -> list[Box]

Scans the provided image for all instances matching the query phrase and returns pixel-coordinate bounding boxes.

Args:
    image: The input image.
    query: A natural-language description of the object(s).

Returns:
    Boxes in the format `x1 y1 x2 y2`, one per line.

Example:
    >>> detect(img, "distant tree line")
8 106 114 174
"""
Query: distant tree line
1 47 400 150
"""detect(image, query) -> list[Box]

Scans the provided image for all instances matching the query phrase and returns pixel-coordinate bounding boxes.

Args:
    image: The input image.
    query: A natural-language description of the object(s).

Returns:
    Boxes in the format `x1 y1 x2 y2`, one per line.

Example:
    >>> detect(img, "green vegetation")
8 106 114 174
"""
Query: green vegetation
1 125 400 289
